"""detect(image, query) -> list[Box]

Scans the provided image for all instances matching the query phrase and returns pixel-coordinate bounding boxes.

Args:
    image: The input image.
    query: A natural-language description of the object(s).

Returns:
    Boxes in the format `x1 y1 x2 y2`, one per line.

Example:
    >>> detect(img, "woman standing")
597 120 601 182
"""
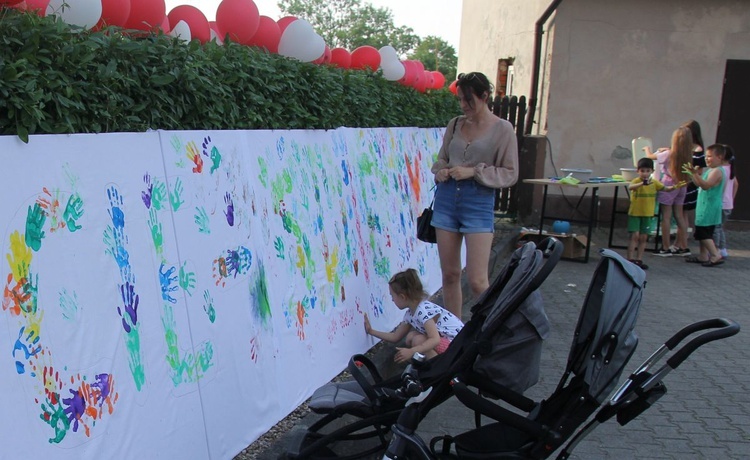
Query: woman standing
430 72 519 318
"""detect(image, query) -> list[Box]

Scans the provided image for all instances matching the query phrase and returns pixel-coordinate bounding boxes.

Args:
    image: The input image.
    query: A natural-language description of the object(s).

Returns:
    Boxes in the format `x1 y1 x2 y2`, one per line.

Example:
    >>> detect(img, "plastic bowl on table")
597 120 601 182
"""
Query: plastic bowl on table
620 168 638 181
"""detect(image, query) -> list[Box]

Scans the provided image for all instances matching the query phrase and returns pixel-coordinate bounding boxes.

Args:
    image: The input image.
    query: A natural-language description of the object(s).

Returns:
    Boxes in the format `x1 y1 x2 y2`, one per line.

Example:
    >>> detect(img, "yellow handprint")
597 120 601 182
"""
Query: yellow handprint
7 231 32 281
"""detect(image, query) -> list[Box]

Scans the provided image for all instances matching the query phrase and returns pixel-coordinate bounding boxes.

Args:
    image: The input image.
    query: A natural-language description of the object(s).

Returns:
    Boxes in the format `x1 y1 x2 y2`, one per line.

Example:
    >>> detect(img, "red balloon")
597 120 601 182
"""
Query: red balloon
448 79 458 95
350 46 380 71
413 70 426 92
398 60 417 86
216 0 260 45
276 16 297 34
312 45 332 65
329 48 351 69
431 71 446 89
95 0 131 30
209 20 222 41
247 15 281 53
159 15 170 32
23 0 47 15
124 0 166 31
0 0 24 5
168 5 210 43
423 70 435 90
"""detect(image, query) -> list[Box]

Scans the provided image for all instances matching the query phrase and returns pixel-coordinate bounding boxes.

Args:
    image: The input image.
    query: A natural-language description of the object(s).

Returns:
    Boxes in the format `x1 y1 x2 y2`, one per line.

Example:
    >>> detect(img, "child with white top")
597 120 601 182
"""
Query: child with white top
713 145 739 258
364 268 464 363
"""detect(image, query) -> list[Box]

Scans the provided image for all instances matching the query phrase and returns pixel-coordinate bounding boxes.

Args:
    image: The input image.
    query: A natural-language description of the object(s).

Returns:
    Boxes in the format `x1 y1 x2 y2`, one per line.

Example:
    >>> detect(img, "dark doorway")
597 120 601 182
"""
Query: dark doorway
716 59 750 221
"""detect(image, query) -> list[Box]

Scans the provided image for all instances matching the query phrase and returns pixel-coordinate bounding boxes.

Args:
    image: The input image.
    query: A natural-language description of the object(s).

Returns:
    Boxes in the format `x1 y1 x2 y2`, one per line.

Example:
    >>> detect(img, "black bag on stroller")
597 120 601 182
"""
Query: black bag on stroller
282 238 565 459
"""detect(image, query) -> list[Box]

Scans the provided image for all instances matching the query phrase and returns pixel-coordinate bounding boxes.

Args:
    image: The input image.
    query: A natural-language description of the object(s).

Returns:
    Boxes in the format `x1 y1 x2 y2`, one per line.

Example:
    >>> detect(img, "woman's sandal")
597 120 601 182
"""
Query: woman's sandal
685 256 707 264
702 258 725 267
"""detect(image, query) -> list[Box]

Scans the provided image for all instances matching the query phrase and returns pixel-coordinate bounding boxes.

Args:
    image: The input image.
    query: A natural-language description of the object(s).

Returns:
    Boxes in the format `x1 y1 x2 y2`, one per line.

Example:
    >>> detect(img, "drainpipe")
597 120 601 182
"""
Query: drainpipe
525 0 564 135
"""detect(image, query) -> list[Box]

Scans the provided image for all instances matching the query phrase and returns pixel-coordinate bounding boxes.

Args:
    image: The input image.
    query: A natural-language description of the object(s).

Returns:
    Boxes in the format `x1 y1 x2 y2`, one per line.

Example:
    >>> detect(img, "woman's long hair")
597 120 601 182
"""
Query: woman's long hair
670 127 693 182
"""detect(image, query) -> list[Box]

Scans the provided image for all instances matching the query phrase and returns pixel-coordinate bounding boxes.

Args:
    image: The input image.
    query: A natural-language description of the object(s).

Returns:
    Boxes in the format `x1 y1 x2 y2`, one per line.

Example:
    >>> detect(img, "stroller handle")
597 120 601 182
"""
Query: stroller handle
665 318 740 369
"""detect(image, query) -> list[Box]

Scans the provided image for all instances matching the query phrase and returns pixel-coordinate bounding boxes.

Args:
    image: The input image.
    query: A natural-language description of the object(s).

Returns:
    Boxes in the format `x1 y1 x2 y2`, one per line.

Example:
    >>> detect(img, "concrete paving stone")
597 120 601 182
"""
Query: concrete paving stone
674 421 707 434
657 437 698 453
689 447 731 457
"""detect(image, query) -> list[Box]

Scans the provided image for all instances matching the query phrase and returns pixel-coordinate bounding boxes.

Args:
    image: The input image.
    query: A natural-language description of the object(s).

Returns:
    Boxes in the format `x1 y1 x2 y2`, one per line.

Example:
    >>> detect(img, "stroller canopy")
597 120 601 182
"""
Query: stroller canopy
567 249 646 403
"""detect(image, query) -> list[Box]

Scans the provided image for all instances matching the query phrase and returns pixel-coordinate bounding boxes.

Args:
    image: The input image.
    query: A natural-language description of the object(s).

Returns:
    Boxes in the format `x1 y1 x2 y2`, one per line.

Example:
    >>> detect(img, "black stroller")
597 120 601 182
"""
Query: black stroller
383 249 740 459
283 237 565 459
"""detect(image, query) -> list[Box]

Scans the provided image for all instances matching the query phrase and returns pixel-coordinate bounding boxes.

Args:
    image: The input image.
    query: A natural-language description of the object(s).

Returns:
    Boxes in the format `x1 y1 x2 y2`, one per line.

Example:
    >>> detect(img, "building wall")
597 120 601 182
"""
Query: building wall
457 0 550 97
459 0 750 182
546 0 750 179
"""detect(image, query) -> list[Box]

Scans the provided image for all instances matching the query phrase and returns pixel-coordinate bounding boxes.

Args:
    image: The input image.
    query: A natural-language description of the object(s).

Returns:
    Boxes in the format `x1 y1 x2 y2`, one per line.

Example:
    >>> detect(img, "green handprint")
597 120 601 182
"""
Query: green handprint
170 136 186 168
274 236 285 259
681 162 695 177
25 203 47 252
202 290 216 323
209 146 222 174
148 208 164 255
179 262 196 296
59 288 80 321
195 207 210 234
63 193 84 232
151 180 168 211
40 398 69 444
170 177 184 212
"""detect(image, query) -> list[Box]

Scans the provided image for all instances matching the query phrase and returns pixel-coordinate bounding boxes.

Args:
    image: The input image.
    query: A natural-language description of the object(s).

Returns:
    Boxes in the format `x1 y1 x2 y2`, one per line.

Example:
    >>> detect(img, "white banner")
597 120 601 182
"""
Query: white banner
0 126 442 459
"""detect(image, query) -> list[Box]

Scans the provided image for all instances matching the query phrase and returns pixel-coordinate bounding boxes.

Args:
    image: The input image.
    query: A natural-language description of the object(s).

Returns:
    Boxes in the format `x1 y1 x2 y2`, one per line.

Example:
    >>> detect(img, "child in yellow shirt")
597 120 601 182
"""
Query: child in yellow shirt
627 158 686 269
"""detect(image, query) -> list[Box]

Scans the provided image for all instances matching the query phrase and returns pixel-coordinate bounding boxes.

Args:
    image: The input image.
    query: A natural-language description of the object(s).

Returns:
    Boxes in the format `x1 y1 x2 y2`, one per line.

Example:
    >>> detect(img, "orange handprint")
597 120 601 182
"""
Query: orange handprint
186 141 204 173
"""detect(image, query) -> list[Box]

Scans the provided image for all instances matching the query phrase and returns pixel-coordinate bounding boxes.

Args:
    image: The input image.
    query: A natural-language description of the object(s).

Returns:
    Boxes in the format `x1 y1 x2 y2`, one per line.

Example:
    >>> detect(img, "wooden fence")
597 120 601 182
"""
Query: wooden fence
490 95 527 216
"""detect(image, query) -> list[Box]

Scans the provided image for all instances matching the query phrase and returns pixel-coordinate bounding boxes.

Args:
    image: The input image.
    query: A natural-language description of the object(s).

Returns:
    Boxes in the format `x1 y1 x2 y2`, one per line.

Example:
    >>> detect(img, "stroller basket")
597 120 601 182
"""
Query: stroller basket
283 238 564 459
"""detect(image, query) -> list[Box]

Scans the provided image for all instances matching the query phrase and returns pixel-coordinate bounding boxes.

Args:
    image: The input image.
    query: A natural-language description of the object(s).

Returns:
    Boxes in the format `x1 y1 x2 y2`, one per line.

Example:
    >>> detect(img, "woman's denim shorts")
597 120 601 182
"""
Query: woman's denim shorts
431 179 495 233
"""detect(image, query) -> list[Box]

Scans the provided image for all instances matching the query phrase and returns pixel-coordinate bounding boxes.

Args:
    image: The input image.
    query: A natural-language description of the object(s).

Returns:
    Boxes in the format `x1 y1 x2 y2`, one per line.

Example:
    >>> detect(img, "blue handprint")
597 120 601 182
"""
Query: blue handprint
159 263 179 304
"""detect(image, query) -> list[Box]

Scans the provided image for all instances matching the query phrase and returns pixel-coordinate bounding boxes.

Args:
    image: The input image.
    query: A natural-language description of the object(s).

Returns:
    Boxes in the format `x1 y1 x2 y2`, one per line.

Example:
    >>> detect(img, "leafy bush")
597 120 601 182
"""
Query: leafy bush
0 9 460 142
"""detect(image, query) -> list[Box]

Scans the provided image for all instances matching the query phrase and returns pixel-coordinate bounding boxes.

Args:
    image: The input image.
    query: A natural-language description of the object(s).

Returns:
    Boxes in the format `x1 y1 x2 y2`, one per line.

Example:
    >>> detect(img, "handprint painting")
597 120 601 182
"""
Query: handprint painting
0 127 441 458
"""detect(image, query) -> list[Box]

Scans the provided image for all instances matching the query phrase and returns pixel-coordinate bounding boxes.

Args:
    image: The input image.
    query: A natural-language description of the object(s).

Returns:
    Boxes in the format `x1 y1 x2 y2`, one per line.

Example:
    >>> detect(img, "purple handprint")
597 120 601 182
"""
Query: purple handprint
117 282 139 333
141 173 153 209
201 136 212 157
62 388 86 433
224 192 234 226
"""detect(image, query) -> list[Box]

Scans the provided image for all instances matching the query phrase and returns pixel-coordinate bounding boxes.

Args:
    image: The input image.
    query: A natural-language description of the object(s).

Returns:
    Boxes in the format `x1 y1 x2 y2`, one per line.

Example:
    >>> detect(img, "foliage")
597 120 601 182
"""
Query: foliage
409 36 457 82
278 0 419 55
0 9 459 143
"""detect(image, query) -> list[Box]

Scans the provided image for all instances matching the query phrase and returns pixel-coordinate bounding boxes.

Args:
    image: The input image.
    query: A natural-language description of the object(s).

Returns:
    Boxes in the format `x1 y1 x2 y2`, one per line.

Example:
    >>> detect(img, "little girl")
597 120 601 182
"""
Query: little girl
713 145 739 258
364 269 464 363
645 127 693 256
683 144 728 266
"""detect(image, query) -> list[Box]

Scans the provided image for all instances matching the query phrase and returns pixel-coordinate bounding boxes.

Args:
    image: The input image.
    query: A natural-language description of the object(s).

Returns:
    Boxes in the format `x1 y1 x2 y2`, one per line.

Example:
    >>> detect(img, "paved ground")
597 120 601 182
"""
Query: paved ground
255 224 749 459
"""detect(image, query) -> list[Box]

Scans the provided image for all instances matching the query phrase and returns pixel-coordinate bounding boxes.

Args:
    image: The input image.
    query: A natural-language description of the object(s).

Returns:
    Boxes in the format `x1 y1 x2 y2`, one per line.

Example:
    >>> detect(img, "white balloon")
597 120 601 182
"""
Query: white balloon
379 45 398 62
47 0 103 30
278 19 326 62
381 61 406 81
210 29 224 45
170 20 192 43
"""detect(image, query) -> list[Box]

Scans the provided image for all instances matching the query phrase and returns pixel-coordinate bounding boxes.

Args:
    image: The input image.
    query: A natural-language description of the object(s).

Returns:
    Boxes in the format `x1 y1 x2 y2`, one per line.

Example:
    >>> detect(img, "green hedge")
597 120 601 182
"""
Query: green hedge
0 9 460 143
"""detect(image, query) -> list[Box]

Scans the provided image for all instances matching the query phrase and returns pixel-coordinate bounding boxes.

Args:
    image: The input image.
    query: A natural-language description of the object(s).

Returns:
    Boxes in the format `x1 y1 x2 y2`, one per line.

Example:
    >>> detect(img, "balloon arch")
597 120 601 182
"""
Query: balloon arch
2 0 447 91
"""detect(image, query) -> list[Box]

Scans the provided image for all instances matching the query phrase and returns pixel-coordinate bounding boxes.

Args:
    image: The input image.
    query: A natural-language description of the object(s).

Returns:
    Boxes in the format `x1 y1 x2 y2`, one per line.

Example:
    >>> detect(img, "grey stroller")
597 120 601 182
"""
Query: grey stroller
283 237 565 459
382 249 740 459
